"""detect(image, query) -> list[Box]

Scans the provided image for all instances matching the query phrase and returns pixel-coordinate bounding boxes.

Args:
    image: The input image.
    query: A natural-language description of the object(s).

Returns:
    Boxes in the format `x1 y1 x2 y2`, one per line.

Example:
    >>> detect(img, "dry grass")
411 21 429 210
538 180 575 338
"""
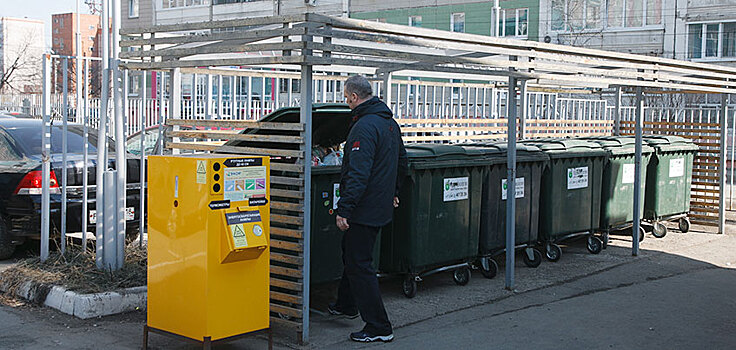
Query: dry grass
0 244 147 296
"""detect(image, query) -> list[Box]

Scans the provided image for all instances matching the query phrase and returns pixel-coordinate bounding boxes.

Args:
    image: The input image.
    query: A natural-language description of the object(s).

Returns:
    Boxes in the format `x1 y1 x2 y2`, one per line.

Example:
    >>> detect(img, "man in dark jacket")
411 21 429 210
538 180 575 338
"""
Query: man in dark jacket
328 75 408 343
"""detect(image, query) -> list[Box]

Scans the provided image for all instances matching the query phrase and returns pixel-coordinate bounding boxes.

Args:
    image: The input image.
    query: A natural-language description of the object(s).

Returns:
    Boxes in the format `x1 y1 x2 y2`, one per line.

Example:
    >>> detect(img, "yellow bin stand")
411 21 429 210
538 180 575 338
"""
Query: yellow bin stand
144 155 272 349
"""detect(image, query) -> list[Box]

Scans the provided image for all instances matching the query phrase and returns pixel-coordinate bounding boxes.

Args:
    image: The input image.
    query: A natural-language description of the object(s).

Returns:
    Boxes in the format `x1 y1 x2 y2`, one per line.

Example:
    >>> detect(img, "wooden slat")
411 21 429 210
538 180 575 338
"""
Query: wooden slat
690 206 720 213
121 26 307 47
693 168 719 174
526 119 615 125
271 227 303 239
271 252 303 266
395 118 507 124
270 277 303 291
270 304 303 319
270 317 302 331
271 201 304 212
170 130 304 144
692 181 720 187
121 14 307 35
694 175 720 181
271 239 303 252
123 55 305 70
401 126 507 133
403 134 507 142
271 291 303 305
271 188 304 199
271 265 303 278
271 176 304 186
691 201 720 208
691 194 720 200
166 141 303 158
167 118 304 131
691 187 721 194
690 213 719 221
271 162 304 173
526 125 613 131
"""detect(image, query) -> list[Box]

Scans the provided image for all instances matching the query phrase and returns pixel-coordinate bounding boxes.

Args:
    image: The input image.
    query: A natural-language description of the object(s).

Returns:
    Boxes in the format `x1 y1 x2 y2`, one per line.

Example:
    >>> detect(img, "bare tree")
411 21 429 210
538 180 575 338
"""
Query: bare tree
0 31 43 93
551 0 605 48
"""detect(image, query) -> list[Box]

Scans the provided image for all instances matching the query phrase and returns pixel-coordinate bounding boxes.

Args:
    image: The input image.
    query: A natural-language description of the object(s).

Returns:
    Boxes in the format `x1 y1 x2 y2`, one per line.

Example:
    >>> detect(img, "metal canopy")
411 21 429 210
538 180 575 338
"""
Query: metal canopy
119 14 736 343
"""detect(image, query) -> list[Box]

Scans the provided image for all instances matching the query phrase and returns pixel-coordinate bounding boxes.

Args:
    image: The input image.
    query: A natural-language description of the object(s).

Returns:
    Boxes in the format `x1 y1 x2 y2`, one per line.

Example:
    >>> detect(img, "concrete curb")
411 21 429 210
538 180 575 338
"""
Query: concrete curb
1 280 146 319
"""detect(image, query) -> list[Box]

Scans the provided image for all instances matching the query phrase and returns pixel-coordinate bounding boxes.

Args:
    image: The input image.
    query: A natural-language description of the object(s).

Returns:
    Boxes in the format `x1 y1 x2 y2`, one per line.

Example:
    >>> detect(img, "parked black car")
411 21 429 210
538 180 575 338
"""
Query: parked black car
0 117 143 259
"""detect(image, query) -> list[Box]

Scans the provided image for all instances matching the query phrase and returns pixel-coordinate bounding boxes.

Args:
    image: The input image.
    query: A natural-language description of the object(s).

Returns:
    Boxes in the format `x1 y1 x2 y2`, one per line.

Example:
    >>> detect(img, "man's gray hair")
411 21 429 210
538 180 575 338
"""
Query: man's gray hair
344 75 373 99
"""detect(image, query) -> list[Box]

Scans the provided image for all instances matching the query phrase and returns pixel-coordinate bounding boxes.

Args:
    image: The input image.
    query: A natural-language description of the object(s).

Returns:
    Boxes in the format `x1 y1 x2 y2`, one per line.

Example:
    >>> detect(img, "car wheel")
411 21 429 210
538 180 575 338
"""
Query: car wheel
0 217 17 260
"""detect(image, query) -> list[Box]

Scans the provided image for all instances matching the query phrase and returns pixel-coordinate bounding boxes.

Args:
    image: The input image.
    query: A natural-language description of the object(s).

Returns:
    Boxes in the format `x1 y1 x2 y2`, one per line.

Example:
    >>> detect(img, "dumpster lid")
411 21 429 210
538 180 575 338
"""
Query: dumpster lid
224 104 353 149
579 136 654 156
644 135 699 153
460 142 549 163
520 138 607 158
406 144 485 159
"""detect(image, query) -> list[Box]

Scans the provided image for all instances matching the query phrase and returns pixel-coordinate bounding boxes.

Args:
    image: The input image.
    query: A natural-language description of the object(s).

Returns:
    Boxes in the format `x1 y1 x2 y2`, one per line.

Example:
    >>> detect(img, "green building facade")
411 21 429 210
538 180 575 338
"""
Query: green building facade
350 1 540 42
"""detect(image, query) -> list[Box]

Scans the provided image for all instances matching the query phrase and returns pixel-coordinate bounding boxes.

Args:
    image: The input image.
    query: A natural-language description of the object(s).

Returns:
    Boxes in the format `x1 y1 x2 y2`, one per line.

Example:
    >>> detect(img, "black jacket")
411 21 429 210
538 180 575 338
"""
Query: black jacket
337 97 408 227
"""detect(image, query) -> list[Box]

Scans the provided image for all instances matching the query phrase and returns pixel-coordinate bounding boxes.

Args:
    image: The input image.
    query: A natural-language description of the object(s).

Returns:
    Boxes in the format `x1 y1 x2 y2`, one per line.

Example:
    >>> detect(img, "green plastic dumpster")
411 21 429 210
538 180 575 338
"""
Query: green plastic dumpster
310 166 380 284
380 144 487 298
582 136 654 246
643 135 699 236
460 143 549 278
520 138 607 261
221 104 383 285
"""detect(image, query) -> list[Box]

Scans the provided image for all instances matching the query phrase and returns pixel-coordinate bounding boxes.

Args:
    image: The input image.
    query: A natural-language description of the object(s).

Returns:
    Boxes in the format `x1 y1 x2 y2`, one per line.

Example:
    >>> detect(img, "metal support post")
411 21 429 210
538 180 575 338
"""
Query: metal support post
299 34 314 345
519 80 527 139
41 54 51 262
505 77 519 290
170 68 182 155
614 86 622 136
102 170 121 270
206 74 213 120
61 58 69 254
719 94 728 233
633 87 644 256
158 71 165 155
82 58 90 249
382 73 392 110
96 0 110 269
112 0 125 269
730 94 735 211
139 72 147 245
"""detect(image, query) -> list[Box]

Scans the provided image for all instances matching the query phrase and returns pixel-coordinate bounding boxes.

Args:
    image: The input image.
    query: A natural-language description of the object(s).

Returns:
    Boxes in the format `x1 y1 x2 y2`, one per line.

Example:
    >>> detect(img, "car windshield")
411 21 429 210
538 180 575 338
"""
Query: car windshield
126 128 160 156
4 124 111 156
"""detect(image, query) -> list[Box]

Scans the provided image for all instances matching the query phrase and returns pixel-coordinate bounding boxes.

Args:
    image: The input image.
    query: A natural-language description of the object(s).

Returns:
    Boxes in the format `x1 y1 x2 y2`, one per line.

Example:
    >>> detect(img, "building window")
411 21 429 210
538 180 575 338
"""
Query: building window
129 0 139 18
60 18 64 28
214 0 268 3
501 8 529 38
162 0 210 9
552 0 661 31
688 22 736 59
451 13 465 33
409 15 422 28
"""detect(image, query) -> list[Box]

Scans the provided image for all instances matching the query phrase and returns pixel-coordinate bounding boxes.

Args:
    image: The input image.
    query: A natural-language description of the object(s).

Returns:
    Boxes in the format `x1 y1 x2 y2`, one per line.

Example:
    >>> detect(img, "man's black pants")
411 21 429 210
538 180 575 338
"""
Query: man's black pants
335 222 392 335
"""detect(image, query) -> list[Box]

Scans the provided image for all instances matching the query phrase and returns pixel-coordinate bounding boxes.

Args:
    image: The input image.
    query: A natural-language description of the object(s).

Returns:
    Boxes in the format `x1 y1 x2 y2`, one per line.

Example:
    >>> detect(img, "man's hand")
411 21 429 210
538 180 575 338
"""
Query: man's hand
393 196 400 208
336 215 350 232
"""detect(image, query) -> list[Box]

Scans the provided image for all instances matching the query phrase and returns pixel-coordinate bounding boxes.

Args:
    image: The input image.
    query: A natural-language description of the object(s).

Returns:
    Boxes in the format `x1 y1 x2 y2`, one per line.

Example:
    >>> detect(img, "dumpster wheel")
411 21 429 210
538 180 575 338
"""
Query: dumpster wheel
586 235 603 254
522 248 542 268
545 243 562 262
479 257 498 279
453 266 471 286
638 226 645 242
402 275 418 299
678 217 690 233
652 222 667 238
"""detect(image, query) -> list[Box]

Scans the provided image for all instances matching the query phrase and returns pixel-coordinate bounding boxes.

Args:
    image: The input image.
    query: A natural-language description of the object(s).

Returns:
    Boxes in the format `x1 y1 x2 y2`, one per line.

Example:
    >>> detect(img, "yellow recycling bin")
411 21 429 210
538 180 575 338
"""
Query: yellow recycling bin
144 154 271 348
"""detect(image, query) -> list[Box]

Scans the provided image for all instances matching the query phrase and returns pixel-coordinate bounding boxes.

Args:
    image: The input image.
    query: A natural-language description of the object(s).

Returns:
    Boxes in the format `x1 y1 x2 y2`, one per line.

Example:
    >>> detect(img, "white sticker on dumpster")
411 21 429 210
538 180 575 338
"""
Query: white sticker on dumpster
333 183 341 210
622 163 636 184
567 166 589 189
501 177 525 200
444 177 469 202
669 158 685 178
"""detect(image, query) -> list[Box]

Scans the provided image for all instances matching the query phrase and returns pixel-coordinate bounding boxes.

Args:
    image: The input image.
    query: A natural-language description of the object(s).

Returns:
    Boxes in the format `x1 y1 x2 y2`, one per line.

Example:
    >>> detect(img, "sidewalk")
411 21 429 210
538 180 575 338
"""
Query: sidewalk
0 216 733 349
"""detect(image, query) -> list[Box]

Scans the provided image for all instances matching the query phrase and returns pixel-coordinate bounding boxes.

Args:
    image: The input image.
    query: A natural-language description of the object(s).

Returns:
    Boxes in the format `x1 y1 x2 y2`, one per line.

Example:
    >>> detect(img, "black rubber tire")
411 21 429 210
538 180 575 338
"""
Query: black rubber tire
522 248 543 268
679 217 690 233
545 243 562 262
0 217 16 260
479 257 498 279
586 235 603 254
402 275 417 298
453 266 471 286
639 226 646 243
652 222 667 238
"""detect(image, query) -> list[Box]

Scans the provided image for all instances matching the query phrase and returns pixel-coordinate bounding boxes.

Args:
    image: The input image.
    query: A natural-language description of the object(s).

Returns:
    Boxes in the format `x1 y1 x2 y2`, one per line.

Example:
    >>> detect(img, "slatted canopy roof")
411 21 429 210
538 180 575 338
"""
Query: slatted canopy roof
120 13 736 94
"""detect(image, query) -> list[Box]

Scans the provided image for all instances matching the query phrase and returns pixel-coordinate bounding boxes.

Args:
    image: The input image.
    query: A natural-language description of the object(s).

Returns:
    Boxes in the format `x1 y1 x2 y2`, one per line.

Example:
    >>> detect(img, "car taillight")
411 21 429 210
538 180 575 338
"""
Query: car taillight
14 170 61 195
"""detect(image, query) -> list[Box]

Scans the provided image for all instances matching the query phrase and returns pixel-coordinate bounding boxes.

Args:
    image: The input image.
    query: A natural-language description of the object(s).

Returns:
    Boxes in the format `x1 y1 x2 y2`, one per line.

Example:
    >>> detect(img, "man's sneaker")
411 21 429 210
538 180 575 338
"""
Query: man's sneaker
349 330 394 343
327 303 359 319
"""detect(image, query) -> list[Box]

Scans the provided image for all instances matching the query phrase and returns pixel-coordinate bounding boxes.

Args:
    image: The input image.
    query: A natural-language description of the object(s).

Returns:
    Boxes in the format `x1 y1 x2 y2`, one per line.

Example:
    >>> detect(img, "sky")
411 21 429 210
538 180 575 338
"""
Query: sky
0 0 93 50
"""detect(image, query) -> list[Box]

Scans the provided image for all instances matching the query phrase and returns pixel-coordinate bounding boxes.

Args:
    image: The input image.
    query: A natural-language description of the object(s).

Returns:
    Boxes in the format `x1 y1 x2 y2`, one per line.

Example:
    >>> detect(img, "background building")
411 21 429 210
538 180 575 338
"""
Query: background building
0 17 45 93
51 13 101 58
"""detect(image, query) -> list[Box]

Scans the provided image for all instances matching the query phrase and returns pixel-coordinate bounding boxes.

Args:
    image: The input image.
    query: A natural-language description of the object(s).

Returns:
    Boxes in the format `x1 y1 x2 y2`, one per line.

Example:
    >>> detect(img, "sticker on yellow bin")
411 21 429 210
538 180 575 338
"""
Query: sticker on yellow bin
196 160 207 184
230 224 248 248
